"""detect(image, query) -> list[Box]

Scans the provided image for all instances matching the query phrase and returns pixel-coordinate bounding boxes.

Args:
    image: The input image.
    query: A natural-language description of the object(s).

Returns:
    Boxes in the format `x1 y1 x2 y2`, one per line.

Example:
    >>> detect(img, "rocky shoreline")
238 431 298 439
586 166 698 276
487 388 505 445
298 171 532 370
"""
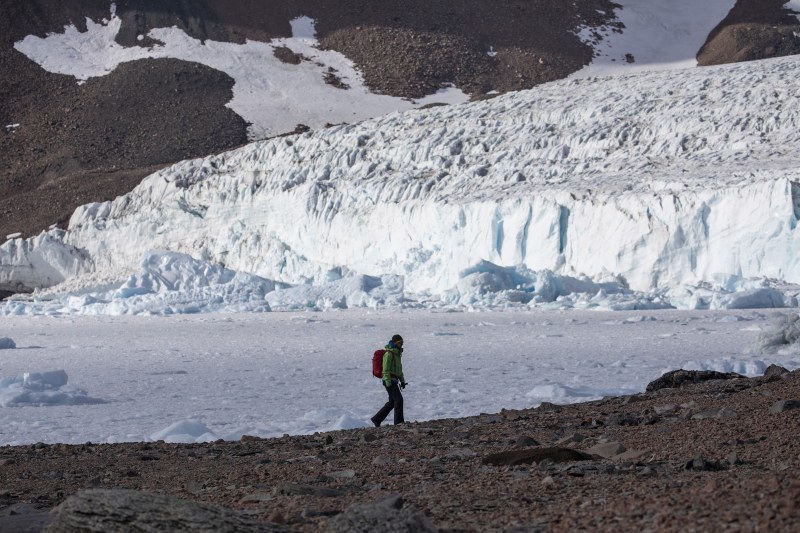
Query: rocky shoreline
1 366 798 532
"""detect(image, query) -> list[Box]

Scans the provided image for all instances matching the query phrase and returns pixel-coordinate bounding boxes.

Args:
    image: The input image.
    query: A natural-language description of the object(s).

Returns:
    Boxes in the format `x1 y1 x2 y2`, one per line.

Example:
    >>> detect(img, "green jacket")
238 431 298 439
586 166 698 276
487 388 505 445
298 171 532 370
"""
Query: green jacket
382 345 405 387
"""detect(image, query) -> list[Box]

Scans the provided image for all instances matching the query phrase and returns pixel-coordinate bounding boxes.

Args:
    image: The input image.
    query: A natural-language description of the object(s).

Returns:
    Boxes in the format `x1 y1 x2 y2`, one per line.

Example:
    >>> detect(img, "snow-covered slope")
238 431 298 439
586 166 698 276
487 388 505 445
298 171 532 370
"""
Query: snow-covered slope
13 12 468 140
4 54 800 314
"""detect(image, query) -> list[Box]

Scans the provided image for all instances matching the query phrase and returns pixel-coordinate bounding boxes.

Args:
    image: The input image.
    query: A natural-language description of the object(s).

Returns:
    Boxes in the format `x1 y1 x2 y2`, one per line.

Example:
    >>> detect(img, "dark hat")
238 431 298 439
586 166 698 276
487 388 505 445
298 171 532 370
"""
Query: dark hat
391 334 404 344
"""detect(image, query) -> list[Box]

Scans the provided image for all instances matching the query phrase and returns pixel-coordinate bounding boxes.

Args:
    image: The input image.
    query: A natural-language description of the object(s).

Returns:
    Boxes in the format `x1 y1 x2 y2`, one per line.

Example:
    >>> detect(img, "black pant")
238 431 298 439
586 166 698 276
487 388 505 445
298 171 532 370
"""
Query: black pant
372 381 404 425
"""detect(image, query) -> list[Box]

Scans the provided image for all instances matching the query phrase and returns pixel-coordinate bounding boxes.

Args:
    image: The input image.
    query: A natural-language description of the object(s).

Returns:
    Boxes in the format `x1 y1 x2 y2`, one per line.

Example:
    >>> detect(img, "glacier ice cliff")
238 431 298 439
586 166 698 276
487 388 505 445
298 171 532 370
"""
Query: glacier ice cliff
3 55 800 313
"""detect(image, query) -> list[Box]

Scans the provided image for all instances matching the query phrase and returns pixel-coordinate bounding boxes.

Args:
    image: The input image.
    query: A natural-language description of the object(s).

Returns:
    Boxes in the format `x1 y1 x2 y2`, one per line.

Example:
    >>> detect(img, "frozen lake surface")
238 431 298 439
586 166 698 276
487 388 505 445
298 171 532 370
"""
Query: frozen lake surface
2 308 798 446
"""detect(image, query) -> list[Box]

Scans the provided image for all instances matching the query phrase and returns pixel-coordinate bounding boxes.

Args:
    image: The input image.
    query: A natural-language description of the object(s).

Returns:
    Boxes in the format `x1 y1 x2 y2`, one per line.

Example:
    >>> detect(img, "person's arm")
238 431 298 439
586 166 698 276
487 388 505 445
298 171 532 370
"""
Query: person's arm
397 356 405 386
382 350 394 387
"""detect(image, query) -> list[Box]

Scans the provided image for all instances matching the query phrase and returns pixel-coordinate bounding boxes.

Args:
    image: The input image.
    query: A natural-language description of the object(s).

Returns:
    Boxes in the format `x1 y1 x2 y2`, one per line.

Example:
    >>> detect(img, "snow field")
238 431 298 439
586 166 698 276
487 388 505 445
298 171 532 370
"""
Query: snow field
1 309 799 446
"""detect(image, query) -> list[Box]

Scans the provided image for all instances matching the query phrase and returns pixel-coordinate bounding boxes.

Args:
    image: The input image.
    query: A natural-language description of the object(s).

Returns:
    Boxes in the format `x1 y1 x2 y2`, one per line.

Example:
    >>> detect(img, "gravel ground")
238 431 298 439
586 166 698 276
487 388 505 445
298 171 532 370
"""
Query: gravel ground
1 367 798 532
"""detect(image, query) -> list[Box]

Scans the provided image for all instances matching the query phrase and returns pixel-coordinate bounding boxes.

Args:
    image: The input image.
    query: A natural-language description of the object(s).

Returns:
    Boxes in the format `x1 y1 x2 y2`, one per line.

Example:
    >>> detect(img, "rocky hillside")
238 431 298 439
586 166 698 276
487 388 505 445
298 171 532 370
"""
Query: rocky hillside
1 0 799 244
0 367 798 531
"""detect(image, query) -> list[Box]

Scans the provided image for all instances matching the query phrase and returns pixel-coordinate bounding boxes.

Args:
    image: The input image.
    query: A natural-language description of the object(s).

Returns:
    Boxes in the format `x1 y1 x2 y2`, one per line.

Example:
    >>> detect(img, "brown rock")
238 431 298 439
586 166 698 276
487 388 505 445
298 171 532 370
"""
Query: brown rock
482 447 592 466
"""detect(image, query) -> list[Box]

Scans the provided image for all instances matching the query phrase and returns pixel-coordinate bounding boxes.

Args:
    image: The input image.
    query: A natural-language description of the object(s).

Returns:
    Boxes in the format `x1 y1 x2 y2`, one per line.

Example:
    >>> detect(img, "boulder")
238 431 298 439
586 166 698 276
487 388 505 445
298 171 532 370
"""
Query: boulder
768 400 800 413
482 447 592 466
586 441 626 459
645 370 745 392
273 484 346 498
763 364 790 381
326 494 437 533
47 489 288 532
0 503 55 532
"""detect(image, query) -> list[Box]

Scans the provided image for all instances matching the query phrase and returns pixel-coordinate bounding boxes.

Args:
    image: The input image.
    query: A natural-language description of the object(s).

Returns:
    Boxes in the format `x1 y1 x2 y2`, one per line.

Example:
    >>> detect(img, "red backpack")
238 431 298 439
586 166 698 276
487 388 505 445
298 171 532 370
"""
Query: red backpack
372 349 386 378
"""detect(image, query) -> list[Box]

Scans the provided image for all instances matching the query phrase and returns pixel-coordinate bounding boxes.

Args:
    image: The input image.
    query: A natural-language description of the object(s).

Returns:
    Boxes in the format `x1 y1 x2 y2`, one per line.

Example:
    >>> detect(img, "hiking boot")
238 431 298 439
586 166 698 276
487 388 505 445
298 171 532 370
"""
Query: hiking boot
370 417 380 427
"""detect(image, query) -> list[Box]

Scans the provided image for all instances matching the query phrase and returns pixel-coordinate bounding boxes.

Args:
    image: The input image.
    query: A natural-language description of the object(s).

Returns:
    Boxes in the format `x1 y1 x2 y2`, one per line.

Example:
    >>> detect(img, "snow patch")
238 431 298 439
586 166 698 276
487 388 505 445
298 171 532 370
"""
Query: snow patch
573 0 737 77
13 10 468 139
150 419 219 443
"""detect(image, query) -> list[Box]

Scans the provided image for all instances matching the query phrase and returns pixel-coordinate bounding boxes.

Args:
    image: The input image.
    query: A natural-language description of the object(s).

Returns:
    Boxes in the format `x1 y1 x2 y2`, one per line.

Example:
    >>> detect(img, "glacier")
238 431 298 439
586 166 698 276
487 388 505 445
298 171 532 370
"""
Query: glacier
4 55 800 314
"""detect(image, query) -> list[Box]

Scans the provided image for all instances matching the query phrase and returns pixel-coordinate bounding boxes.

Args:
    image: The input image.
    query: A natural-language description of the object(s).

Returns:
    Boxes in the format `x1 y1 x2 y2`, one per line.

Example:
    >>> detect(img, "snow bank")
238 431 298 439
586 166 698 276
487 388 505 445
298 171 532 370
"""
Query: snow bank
150 419 219 444
751 312 800 355
0 370 105 407
1 309 798 445
7 251 782 316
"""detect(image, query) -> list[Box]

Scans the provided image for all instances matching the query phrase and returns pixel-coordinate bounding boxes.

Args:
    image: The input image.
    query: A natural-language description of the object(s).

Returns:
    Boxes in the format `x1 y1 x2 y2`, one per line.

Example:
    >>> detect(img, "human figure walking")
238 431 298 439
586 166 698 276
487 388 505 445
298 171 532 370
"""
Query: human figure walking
371 334 406 426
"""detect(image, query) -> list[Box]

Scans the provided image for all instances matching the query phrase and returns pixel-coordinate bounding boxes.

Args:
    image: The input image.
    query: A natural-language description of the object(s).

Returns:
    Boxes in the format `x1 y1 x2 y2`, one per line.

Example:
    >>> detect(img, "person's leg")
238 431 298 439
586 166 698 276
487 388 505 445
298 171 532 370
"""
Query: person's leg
371 384 395 426
389 384 404 424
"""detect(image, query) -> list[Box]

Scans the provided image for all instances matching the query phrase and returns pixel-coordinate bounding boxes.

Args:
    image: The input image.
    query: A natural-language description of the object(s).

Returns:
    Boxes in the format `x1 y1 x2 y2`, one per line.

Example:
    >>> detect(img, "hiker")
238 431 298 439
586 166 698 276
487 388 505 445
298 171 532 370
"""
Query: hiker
371 334 406 426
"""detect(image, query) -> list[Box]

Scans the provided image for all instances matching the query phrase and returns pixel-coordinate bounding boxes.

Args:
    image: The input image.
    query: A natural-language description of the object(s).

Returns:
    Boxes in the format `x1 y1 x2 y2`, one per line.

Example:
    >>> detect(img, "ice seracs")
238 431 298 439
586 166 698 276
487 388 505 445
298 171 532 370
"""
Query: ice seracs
4 55 800 315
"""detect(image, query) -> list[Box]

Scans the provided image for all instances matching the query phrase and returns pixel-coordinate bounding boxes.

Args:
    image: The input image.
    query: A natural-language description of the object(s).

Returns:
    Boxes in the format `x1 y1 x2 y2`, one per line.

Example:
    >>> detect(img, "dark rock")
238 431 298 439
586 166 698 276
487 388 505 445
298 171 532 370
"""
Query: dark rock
0 503 42 518
514 436 540 447
273 484 346 498
326 494 437 533
645 369 745 392
47 489 288 532
501 409 523 421
537 401 562 412
273 46 304 65
764 364 790 380
685 455 727 472
138 452 160 461
768 400 800 413
445 448 477 461
638 466 656 477
565 466 585 476
0 508 55 533
605 413 640 426
691 407 739 419
482 447 592 466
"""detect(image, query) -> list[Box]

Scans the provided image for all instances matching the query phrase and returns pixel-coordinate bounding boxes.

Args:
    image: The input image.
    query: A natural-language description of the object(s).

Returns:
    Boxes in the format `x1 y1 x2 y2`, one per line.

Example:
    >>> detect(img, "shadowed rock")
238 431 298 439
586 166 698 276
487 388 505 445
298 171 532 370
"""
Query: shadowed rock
645 369 745 392
273 484 346 498
0 503 55 533
47 489 288 532
685 455 727 472
764 364 790 381
326 494 437 533
768 400 800 413
482 447 593 466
